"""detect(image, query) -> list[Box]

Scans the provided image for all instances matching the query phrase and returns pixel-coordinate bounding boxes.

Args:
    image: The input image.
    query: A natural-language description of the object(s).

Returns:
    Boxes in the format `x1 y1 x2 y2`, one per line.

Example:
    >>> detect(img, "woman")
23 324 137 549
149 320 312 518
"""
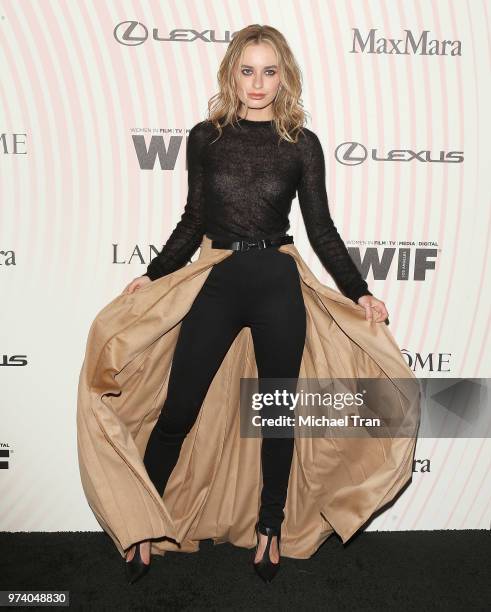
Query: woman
122 24 386 583
77 24 418 587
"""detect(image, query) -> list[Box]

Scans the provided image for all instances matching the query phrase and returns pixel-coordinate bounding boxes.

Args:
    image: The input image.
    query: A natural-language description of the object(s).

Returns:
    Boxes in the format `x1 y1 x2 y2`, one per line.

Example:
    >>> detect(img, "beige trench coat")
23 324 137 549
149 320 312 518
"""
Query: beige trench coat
76 235 420 560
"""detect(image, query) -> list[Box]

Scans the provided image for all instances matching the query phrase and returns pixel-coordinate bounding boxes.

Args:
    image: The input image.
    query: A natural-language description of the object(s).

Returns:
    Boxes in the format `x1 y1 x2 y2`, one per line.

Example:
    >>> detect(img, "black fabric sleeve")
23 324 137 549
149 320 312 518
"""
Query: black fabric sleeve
144 122 207 281
297 130 372 304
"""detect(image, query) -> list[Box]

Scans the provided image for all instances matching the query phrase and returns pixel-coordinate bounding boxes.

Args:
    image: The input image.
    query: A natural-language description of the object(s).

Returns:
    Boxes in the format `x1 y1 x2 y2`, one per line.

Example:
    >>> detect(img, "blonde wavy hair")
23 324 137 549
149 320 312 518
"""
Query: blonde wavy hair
206 24 310 144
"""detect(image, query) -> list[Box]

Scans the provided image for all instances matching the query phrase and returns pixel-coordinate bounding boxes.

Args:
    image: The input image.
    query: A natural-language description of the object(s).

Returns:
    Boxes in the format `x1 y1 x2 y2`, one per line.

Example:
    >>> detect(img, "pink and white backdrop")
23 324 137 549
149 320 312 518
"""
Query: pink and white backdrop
1 0 490 534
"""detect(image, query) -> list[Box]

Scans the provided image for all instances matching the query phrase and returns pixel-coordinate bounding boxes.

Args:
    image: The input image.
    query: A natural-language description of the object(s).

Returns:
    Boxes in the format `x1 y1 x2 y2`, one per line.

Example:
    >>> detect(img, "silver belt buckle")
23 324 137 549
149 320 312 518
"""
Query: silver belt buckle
239 238 271 251
248 238 268 250
241 240 257 251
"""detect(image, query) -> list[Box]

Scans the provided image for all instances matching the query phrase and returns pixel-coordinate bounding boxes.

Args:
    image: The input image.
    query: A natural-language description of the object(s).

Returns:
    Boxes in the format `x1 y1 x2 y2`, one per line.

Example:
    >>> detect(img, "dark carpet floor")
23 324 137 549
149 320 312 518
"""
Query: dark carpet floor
0 530 490 610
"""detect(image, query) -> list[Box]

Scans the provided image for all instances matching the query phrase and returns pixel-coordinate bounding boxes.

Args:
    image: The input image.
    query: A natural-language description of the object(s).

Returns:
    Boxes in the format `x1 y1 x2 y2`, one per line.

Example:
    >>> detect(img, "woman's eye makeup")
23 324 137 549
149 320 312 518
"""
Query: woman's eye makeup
241 69 277 76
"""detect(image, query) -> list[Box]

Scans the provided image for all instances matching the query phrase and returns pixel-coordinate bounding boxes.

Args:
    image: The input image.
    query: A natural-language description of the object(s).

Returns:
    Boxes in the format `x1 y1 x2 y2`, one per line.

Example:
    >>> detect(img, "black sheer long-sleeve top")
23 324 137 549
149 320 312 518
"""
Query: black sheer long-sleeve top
144 117 372 304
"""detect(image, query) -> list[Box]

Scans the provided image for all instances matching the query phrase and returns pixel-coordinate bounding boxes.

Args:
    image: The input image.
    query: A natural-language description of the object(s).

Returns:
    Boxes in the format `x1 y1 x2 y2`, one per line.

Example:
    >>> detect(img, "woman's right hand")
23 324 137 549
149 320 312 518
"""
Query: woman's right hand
122 275 153 295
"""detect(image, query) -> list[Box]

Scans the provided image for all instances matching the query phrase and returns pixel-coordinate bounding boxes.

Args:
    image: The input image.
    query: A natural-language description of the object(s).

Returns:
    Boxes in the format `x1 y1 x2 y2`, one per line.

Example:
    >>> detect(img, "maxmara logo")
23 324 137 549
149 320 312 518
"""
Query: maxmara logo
351 28 462 56
413 458 430 473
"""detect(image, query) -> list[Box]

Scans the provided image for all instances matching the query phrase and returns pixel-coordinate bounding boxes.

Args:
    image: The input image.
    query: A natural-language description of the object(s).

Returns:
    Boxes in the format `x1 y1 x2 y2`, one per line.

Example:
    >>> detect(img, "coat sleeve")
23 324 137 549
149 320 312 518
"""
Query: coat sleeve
144 121 207 280
297 130 372 304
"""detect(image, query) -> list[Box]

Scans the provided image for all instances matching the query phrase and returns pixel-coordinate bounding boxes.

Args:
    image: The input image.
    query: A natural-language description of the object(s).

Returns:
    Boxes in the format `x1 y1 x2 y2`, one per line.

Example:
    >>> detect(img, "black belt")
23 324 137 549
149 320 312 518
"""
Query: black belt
210 234 294 251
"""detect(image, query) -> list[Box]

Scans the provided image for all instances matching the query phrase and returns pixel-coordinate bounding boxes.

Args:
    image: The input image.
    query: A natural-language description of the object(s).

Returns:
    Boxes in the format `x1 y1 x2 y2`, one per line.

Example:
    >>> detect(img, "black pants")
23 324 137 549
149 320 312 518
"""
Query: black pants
143 245 306 531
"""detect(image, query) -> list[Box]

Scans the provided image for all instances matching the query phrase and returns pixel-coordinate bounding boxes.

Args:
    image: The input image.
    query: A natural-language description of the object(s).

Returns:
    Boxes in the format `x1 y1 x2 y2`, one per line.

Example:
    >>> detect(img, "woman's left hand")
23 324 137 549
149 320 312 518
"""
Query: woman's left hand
357 294 388 323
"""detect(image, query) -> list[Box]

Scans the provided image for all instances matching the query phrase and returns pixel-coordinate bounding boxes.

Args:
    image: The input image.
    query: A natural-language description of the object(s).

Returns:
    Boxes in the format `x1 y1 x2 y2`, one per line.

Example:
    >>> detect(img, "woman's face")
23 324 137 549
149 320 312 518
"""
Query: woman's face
235 42 281 115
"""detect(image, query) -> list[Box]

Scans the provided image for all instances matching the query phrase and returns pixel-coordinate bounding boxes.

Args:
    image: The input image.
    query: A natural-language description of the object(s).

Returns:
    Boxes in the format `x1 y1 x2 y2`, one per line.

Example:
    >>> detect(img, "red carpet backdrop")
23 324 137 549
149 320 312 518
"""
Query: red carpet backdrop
1 0 490 535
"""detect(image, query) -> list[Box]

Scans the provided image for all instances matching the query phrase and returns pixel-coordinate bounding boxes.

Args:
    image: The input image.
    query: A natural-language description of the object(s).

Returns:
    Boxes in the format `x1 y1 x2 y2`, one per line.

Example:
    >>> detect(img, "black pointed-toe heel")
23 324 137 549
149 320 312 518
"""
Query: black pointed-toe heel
252 521 281 583
124 541 151 584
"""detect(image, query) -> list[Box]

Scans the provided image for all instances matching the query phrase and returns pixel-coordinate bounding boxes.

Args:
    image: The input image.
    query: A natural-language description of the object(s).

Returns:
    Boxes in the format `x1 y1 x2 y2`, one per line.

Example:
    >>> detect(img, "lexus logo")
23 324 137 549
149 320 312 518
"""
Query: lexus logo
335 142 368 166
335 142 464 165
113 21 148 46
113 21 236 45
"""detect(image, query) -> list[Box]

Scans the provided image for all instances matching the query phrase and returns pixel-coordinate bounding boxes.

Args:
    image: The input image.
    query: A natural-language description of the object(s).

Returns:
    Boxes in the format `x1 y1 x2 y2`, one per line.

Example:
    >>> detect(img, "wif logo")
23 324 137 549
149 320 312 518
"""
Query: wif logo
344 246 438 282
132 133 186 171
